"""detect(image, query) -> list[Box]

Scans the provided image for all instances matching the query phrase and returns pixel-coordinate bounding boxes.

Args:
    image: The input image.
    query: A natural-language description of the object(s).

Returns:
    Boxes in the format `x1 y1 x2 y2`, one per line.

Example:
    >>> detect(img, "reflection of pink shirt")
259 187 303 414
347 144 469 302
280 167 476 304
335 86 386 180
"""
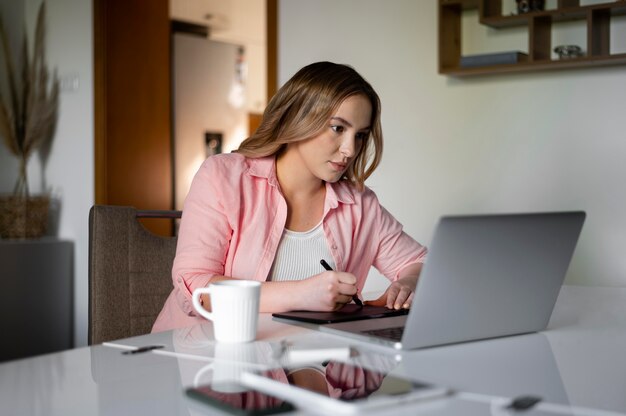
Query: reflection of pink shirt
152 153 427 332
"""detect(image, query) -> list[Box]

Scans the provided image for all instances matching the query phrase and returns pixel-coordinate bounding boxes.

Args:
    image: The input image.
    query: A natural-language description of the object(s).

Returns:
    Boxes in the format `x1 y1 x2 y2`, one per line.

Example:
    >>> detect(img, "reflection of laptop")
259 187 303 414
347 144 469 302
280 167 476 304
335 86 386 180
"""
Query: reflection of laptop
320 212 585 350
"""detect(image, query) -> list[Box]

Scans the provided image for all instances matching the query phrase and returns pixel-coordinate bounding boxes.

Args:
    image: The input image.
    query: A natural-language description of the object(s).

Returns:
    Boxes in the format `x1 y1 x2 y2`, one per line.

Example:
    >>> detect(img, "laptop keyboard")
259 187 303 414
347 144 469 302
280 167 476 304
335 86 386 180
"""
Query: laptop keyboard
362 326 404 341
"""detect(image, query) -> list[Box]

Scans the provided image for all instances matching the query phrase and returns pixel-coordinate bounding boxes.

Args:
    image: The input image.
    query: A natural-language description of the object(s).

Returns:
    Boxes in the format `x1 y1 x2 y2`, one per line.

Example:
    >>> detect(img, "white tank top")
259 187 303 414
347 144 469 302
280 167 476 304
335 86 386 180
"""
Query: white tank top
268 221 336 281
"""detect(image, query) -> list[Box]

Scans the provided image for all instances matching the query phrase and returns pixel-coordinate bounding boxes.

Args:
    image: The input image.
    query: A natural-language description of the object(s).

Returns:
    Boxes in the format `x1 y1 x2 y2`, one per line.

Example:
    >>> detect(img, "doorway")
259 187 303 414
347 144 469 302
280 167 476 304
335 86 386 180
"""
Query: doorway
94 0 277 235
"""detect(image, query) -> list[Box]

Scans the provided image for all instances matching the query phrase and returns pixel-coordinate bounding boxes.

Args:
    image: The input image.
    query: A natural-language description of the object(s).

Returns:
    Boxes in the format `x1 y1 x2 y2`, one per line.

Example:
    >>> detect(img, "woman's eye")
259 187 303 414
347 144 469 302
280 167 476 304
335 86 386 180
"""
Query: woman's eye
330 125 344 133
356 132 369 141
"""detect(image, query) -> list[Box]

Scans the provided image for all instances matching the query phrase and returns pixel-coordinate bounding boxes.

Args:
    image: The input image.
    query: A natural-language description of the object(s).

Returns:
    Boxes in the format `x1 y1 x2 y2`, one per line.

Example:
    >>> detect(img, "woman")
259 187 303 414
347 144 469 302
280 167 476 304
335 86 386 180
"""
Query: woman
152 62 426 332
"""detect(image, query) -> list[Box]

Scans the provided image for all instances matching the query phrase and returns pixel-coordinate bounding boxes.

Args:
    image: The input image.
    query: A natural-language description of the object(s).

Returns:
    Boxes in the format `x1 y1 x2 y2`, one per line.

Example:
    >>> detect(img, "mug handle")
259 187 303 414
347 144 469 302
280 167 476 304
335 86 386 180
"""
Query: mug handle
193 362 214 387
192 287 214 321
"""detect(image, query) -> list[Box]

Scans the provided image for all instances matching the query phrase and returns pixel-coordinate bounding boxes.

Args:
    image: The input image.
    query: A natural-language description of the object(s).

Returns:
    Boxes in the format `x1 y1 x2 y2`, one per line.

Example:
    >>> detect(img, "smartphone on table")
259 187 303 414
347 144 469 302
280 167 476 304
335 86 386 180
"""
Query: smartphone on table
240 360 451 415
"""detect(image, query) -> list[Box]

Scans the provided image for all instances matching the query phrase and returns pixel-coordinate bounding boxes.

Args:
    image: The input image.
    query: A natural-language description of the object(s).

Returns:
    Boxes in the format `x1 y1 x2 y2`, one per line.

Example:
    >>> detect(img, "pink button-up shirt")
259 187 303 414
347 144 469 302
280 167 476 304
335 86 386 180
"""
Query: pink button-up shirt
152 153 426 332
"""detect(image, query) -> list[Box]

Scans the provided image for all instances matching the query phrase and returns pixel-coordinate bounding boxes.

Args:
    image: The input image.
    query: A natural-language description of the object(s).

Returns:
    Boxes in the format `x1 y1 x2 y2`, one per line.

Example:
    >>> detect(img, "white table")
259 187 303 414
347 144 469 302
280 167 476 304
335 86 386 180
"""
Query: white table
2 285 625 416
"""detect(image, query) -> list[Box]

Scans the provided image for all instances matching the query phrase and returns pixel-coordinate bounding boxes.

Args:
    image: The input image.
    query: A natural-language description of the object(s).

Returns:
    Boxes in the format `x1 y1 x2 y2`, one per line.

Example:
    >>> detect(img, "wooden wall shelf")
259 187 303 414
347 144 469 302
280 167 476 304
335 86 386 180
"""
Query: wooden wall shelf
439 0 626 76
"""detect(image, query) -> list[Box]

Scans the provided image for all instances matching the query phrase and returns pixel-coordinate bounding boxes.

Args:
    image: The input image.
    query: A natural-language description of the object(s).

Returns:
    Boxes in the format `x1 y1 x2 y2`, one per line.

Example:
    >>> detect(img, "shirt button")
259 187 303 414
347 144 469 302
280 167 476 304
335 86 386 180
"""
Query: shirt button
177 278 182 283
332 245 337 250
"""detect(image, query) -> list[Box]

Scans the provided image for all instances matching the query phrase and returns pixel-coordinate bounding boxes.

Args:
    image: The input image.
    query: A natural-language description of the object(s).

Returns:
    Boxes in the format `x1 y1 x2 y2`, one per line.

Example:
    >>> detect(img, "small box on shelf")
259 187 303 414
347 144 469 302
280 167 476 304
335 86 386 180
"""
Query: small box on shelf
460 51 529 68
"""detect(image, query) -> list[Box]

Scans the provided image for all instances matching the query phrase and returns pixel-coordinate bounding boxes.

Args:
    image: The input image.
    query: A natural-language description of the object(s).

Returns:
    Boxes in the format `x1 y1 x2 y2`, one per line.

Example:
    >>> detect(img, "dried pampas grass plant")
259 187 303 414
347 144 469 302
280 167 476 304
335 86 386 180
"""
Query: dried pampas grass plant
0 1 59 199
0 2 59 238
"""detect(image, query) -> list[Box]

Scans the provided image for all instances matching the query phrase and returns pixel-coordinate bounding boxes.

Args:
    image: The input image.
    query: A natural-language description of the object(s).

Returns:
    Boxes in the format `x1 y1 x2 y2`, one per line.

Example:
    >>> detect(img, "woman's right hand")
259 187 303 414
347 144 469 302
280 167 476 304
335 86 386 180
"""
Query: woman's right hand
295 271 358 311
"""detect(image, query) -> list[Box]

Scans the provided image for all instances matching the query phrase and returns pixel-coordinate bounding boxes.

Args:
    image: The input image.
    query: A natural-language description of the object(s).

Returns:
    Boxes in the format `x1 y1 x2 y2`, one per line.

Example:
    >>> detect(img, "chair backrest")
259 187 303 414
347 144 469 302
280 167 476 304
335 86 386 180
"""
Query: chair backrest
88 205 181 345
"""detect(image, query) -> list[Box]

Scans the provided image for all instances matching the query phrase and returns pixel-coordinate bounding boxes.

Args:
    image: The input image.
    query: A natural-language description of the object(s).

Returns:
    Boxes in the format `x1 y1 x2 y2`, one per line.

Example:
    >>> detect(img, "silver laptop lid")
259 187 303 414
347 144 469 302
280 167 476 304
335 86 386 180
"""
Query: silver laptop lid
402 211 585 349
321 211 585 350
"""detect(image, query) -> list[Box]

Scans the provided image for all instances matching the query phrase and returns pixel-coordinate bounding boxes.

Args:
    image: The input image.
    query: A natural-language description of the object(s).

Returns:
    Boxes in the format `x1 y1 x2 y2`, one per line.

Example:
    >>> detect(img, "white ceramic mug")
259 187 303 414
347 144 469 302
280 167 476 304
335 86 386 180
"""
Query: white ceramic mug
192 280 261 343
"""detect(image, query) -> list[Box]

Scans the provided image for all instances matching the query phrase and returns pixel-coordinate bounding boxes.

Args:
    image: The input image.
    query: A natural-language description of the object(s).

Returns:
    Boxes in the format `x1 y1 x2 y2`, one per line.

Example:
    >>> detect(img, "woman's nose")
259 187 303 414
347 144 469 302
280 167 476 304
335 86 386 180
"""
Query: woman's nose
339 136 356 158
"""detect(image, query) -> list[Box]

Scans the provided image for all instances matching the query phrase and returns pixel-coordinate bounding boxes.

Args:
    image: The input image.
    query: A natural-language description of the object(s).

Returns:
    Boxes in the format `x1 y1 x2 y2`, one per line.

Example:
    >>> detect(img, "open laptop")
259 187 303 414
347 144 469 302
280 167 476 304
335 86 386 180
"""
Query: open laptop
319 211 585 350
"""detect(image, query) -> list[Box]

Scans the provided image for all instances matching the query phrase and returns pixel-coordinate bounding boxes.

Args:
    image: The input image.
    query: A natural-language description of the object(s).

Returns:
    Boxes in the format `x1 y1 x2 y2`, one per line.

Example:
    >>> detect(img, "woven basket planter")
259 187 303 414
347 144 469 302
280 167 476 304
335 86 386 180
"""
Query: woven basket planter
0 195 50 239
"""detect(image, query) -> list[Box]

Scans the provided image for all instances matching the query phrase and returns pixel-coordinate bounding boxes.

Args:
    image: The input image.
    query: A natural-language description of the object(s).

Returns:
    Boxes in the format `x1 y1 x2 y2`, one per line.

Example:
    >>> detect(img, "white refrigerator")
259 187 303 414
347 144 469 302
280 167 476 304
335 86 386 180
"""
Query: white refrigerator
172 32 248 210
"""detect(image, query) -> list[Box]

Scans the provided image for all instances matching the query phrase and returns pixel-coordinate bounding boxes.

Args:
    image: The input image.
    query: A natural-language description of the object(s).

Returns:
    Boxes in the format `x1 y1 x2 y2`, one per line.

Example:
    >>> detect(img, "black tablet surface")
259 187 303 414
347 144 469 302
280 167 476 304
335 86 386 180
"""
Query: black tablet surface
272 304 409 324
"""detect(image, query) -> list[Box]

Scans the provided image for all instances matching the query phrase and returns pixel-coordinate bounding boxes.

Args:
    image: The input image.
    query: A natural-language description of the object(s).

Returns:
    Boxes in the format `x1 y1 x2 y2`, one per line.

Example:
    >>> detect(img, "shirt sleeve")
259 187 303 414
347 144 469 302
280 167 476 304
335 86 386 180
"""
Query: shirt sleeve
171 156 235 315
364 188 427 281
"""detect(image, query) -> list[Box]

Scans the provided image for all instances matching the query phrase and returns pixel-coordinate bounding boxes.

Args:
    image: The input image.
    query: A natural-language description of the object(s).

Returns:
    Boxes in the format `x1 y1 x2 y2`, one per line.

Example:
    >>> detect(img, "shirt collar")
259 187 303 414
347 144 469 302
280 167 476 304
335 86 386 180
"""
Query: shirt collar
325 181 355 208
246 156 280 187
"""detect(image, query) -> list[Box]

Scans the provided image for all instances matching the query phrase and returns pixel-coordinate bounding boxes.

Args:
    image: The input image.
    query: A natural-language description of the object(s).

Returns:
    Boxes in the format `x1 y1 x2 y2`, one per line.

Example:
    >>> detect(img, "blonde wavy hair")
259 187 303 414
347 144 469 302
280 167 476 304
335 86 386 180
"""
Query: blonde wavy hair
236 62 383 190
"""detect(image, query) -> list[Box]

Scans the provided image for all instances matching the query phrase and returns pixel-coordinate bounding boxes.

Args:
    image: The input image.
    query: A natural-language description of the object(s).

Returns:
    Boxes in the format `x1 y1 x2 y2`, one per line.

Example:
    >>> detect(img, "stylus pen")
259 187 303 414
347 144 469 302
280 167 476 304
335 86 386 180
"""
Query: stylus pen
320 259 363 307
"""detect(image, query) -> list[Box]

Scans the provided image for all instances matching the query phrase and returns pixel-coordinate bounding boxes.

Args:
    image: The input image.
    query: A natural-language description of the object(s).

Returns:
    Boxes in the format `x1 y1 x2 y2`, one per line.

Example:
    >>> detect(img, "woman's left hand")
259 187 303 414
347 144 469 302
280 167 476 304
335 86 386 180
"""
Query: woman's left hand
363 263 422 310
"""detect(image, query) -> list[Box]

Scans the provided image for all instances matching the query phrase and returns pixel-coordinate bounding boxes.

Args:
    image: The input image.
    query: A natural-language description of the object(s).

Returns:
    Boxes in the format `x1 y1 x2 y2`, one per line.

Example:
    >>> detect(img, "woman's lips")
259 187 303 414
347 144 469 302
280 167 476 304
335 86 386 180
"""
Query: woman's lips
329 161 347 172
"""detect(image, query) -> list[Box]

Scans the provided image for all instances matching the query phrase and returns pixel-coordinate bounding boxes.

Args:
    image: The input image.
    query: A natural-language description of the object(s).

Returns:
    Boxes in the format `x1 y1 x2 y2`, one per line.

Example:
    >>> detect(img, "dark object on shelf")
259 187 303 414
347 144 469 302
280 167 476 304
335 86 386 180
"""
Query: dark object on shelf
460 51 528 68
516 0 545 14
554 45 583 59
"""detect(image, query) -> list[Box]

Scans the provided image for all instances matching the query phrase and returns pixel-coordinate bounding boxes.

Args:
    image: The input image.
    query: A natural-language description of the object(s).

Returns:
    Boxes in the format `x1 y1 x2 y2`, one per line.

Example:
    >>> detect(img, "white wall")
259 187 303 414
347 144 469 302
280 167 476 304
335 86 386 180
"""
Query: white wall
22 0 92 347
45 0 93 347
279 0 626 293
